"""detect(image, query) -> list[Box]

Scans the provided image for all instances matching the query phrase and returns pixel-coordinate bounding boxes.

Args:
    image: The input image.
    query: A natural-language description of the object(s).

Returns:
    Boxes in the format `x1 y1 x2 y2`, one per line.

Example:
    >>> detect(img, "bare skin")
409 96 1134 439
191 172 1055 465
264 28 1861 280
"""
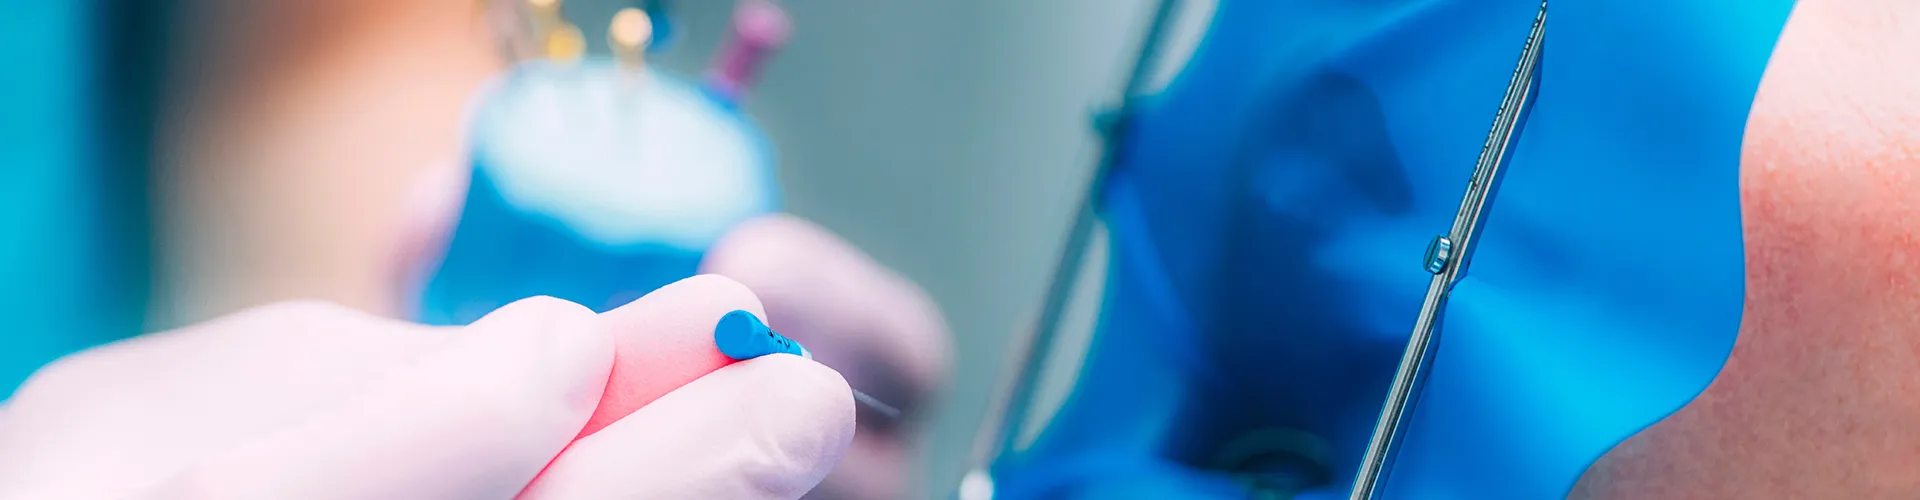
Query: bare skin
153 0 501 327
1571 0 1920 497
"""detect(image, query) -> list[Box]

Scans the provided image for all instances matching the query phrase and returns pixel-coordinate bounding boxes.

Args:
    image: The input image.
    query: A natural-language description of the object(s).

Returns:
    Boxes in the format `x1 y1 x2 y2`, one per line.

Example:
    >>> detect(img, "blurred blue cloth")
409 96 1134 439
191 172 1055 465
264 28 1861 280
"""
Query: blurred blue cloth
417 62 779 325
0 2 149 399
994 0 1794 498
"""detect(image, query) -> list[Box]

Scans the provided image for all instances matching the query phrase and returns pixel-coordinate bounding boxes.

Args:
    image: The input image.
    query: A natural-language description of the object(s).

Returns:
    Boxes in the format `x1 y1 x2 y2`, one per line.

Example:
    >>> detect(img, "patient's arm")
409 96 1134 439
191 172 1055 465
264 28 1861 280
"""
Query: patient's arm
1572 0 1920 497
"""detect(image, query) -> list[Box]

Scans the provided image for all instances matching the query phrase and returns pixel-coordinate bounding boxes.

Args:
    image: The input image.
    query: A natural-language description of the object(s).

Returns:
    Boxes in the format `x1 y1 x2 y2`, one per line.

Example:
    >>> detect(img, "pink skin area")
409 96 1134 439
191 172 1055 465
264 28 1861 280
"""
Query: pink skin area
578 275 766 438
1571 1 1920 497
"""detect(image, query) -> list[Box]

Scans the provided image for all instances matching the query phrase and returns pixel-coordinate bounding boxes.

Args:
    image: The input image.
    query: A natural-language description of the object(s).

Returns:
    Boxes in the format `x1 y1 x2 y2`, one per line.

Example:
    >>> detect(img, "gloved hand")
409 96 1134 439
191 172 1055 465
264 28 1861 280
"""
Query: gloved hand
0 275 852 500
395 153 951 500
701 214 951 500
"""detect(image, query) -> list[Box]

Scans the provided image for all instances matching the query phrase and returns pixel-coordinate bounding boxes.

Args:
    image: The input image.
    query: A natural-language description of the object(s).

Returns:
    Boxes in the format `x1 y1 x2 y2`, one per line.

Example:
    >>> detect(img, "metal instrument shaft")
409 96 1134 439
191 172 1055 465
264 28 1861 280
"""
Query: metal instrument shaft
1349 3 1548 498
853 389 902 420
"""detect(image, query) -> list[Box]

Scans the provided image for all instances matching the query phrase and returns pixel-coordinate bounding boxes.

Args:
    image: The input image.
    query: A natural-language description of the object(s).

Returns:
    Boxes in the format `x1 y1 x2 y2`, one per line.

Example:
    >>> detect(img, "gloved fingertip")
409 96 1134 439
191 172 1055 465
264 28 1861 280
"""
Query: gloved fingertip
583 275 765 437
470 296 608 358
734 355 855 489
466 296 616 416
522 355 853 500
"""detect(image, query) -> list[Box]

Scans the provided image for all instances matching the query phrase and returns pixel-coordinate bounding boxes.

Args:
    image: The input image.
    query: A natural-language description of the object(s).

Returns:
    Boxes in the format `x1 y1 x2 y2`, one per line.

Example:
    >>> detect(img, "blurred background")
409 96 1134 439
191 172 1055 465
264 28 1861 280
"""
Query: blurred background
0 0 1211 497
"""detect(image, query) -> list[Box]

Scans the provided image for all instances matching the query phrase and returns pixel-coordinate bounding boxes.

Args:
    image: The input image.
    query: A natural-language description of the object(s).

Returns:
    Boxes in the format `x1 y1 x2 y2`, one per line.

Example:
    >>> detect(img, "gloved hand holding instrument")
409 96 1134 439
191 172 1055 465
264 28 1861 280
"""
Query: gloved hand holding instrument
0 275 853 500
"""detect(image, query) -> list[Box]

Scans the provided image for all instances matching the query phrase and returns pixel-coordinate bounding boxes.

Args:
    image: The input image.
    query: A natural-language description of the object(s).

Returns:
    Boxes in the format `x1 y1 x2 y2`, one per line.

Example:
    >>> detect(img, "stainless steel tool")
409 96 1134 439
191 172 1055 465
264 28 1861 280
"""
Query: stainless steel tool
1348 3 1548 499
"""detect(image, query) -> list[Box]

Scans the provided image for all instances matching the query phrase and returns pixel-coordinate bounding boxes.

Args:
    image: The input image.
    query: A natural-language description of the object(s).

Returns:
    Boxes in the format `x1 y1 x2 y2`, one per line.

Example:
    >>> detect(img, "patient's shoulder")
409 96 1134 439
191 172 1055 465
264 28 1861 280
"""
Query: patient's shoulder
1575 1 1920 498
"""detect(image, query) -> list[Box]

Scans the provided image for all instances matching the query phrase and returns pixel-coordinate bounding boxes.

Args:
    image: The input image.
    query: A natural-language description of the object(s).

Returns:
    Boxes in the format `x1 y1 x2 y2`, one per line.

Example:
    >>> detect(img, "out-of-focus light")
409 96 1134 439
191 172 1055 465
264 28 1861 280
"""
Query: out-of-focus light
610 7 653 70
546 24 585 62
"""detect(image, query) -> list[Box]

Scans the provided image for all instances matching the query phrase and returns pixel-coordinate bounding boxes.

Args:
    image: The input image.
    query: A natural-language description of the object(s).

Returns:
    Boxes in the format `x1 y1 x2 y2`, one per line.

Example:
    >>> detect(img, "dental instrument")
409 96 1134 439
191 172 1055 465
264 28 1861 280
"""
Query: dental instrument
1348 2 1548 499
713 310 902 420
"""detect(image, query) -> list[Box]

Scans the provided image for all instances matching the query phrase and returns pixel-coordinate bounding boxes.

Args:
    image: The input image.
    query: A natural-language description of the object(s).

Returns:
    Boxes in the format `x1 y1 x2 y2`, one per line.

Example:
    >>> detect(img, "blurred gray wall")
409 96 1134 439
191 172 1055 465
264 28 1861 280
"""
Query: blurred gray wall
565 0 1160 496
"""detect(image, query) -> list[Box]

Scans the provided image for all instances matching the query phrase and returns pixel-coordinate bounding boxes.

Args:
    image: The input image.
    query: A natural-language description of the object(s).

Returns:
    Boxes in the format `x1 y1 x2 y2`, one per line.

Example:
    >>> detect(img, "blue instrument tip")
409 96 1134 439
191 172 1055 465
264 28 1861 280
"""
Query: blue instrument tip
714 309 808 360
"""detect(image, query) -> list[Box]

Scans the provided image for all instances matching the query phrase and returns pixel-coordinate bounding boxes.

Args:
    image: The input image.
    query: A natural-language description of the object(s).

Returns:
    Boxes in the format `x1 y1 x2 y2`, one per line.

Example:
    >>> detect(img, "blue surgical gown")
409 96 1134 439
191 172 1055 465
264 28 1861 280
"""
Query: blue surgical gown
994 1 1796 498
0 2 153 400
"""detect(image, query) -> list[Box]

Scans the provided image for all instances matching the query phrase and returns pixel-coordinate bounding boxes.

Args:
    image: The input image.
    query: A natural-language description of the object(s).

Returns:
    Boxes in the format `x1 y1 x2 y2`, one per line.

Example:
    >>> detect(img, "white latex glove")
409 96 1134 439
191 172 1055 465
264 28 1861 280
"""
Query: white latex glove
0 275 853 500
701 214 952 500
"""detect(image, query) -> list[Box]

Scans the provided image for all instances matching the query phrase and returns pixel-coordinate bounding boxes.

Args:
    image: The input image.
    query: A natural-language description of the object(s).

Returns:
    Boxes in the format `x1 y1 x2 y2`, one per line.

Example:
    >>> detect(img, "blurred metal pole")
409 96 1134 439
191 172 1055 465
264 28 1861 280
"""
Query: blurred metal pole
956 0 1184 497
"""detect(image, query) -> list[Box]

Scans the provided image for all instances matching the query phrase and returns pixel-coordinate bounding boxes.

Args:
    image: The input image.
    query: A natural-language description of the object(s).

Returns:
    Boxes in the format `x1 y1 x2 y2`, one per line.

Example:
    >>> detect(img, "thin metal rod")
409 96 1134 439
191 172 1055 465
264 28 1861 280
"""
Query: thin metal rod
853 389 902 420
957 0 1186 495
1349 3 1547 499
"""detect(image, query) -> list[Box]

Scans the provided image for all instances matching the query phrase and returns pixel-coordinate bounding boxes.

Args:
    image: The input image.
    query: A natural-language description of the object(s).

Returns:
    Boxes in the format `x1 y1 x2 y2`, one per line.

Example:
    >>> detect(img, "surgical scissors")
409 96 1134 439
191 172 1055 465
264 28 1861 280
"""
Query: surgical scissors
1348 2 1548 499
